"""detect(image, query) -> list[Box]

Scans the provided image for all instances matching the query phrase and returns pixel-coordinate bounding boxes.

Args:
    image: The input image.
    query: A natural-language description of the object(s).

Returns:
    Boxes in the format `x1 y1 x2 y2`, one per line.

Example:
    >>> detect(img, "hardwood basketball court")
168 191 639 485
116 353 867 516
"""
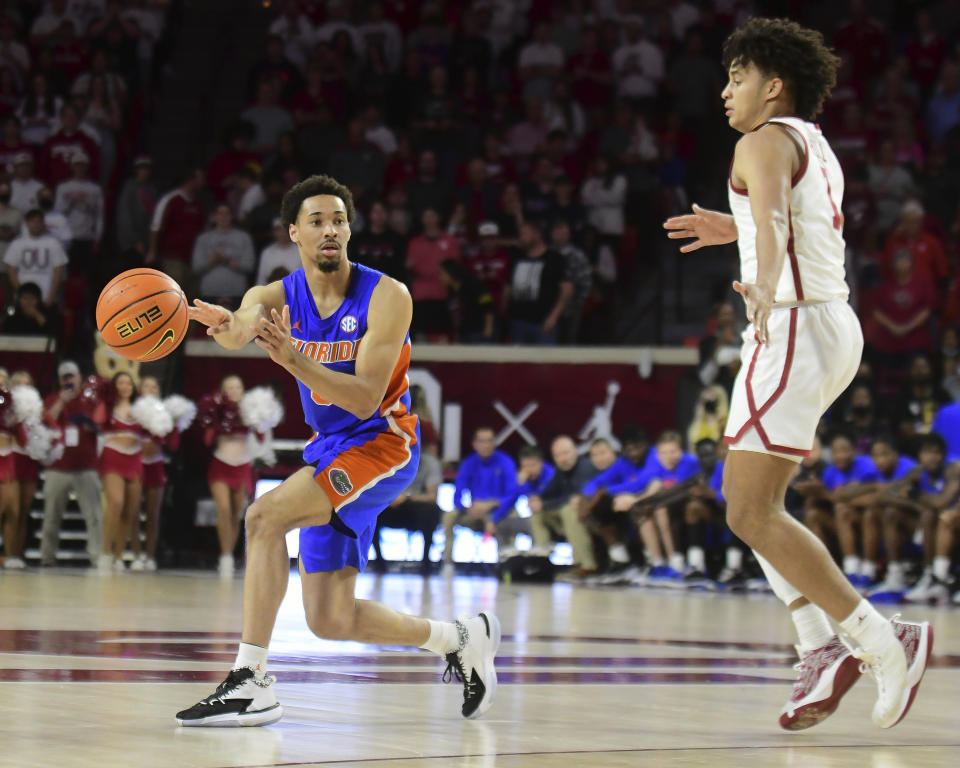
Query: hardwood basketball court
1 570 956 767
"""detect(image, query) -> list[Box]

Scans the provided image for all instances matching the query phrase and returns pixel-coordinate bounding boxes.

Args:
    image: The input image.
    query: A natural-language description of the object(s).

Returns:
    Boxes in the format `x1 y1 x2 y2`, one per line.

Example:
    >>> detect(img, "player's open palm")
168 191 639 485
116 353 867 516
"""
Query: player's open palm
189 299 234 336
663 204 738 252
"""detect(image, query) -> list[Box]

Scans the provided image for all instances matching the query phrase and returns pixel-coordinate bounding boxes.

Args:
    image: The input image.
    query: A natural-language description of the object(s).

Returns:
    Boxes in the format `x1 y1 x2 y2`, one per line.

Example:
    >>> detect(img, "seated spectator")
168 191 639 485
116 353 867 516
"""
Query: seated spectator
439 258 494 343
350 200 404 280
255 217 299 285
9 151 42 213
115 156 156 263
359 1 402 73
0 179 22 258
872 249 936 373
192 204 255 308
4 209 67 304
441 427 525 575
785 433 828 526
612 431 700 580
147 167 207 286
29 185 72 251
3 281 53 335
882 200 948 285
0 117 32 175
54 150 104 276
805 431 877 585
528 436 599 578
581 155 627 246
507 98 549 161
72 48 128 106
328 118 385 208
868 140 915 234
371 441 443 575
405 207 459 339
207 122 260 202
404 150 450 226
233 166 265 224
840 382 889 455
267 0 314 71
241 78 294 153
518 22 564 101
504 221 572 345
17 73 63 147
612 16 663 105
889 353 951 450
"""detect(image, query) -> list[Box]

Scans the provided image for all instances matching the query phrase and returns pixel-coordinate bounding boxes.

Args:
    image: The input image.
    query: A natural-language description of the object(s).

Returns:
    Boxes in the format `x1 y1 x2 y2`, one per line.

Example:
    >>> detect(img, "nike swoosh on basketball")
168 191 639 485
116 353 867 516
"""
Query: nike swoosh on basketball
144 327 175 356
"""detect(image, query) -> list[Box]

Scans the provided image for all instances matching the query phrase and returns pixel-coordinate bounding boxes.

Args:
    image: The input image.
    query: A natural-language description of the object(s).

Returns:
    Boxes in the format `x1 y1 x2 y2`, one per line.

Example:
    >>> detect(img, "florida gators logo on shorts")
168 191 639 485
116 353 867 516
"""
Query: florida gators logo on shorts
340 315 358 333
328 467 353 495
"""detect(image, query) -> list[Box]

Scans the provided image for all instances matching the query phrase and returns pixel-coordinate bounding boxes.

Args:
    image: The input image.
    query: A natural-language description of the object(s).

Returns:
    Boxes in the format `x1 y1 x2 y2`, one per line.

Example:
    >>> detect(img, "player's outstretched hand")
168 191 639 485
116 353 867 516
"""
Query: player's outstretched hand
188 299 234 336
663 203 738 252
254 305 295 368
733 280 774 344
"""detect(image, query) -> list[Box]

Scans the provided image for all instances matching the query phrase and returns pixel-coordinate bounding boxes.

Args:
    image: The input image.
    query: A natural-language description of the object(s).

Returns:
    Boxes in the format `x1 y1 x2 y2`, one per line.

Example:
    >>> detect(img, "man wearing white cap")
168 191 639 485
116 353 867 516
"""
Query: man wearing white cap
9 152 43 214
54 149 104 276
40 360 105 567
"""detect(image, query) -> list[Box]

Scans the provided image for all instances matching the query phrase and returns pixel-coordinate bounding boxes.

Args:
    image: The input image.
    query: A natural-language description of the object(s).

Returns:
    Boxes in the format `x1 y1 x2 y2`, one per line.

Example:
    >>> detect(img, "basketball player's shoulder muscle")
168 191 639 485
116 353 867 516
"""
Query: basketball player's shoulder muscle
368 275 412 334
732 127 798 186
239 279 285 314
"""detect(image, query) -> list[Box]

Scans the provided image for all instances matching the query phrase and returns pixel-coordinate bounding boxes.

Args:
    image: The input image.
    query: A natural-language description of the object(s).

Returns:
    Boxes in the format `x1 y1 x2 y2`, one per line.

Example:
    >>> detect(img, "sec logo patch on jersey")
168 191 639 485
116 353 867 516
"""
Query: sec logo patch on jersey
340 315 358 333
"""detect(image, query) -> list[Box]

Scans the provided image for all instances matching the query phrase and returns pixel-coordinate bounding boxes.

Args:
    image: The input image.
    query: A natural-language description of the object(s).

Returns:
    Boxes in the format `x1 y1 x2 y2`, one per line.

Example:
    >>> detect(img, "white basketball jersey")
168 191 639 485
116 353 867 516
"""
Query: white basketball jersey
728 117 849 304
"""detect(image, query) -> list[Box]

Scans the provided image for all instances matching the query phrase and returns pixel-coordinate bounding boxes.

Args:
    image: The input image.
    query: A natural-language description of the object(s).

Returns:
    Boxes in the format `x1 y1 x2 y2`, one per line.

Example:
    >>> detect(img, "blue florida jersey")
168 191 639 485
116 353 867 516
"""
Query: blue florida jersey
282 263 419 469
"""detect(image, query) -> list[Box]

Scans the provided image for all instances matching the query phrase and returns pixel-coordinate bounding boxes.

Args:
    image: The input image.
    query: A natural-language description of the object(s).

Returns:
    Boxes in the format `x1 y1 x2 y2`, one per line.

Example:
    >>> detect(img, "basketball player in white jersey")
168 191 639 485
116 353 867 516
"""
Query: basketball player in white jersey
665 18 931 730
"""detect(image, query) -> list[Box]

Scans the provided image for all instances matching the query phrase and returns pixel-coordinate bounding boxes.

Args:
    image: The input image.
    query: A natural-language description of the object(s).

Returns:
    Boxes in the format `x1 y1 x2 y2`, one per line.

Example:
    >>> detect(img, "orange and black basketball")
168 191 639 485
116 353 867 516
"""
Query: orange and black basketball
96 268 188 361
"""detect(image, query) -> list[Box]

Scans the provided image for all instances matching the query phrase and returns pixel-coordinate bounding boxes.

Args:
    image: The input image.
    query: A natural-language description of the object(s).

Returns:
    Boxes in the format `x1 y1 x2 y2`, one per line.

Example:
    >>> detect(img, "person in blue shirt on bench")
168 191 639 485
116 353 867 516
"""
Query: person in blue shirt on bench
441 426 526 575
512 445 555 554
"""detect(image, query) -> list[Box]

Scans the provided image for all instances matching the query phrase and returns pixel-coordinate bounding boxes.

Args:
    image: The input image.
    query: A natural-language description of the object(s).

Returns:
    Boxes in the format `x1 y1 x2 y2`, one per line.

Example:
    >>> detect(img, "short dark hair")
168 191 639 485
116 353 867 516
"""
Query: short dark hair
918 433 947 455
870 433 899 453
17 281 41 299
620 425 649 447
721 17 841 121
518 445 543 461
24 208 43 221
281 174 355 227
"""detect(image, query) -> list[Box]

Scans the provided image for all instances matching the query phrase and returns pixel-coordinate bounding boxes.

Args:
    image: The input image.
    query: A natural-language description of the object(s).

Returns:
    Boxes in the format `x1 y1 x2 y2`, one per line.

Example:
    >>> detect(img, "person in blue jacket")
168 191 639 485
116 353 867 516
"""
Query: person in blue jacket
441 426 526 572
512 444 555 552
611 430 700 579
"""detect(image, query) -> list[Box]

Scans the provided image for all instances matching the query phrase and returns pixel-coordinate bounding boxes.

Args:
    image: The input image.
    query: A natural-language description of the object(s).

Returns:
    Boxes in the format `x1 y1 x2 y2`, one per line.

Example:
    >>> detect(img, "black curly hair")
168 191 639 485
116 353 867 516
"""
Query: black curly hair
280 174 356 227
722 17 841 121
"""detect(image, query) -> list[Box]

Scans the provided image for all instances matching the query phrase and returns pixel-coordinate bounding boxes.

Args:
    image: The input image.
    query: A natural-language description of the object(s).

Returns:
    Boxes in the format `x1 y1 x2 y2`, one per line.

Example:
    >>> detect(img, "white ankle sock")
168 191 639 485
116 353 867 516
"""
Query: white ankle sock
420 619 460 656
861 560 877 579
687 546 705 572
609 543 629 564
725 547 743 571
669 552 686 572
234 642 268 678
649 557 665 567
842 555 861 575
933 556 950 581
839 599 895 655
791 603 835 653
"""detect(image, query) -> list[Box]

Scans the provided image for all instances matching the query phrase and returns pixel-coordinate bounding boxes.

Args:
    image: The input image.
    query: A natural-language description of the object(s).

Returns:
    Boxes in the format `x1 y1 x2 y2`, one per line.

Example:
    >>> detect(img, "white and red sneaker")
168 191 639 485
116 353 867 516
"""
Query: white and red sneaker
779 636 862 731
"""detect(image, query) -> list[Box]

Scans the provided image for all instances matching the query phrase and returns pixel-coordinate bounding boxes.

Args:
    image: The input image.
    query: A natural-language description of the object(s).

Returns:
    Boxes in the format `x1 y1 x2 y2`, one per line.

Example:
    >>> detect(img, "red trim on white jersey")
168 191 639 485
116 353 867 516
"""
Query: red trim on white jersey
723 307 811 457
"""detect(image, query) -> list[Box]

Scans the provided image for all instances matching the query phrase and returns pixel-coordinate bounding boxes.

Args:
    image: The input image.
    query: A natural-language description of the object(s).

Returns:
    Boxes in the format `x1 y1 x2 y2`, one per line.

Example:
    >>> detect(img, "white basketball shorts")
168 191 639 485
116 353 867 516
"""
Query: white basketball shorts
723 300 863 463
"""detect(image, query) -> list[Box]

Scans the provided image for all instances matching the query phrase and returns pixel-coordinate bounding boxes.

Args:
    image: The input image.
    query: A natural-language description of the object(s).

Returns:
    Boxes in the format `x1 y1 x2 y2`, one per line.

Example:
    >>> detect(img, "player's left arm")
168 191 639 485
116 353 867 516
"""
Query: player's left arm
255 276 412 419
730 127 798 343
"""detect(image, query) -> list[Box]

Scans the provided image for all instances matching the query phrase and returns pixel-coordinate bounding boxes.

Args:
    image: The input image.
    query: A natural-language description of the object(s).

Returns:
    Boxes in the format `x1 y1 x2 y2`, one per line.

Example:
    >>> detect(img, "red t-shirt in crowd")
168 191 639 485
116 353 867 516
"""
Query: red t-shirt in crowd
874 274 937 354
152 189 206 263
405 232 460 301
882 230 949 285
40 129 100 187
43 392 100 472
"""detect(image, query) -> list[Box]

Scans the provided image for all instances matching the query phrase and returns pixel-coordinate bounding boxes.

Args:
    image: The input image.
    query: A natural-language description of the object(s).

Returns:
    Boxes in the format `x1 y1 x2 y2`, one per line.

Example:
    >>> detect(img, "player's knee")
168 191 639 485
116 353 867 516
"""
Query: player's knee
244 499 277 540
305 608 353 641
940 508 959 527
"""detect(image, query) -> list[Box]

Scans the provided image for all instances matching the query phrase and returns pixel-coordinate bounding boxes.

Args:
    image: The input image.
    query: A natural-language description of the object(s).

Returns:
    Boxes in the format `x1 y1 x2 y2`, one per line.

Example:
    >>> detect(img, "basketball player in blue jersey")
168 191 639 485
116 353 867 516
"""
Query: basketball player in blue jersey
175 175 499 726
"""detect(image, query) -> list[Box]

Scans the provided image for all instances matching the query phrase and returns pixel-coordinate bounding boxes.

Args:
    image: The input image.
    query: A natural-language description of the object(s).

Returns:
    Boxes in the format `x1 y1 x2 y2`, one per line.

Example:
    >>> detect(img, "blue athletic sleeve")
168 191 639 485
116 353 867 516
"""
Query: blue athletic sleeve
492 453 519 523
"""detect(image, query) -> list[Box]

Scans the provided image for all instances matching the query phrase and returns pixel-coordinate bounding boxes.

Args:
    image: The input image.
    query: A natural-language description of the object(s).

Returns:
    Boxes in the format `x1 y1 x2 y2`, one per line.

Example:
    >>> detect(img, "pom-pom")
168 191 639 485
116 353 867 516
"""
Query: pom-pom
163 394 196 432
11 385 43 425
24 422 63 464
132 395 174 437
0 388 12 427
247 431 277 467
240 387 284 433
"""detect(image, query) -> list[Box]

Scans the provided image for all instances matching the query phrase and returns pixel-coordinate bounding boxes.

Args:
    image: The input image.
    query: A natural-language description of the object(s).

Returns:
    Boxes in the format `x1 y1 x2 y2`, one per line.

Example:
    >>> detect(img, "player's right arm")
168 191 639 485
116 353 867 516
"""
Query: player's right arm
663 204 738 252
188 280 285 350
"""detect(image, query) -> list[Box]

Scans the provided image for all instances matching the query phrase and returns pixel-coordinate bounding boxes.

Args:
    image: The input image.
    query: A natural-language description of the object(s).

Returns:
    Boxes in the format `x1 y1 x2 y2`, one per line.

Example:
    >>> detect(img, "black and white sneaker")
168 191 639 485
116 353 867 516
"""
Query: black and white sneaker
442 611 501 719
175 667 283 727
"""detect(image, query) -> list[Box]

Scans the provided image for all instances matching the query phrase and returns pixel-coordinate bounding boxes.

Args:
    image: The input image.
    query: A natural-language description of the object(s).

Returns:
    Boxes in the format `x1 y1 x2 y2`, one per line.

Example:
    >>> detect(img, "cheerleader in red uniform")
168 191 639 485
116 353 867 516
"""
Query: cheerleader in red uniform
0 381 25 569
99 372 144 572
199 375 252 576
6 370 43 569
132 377 195 571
